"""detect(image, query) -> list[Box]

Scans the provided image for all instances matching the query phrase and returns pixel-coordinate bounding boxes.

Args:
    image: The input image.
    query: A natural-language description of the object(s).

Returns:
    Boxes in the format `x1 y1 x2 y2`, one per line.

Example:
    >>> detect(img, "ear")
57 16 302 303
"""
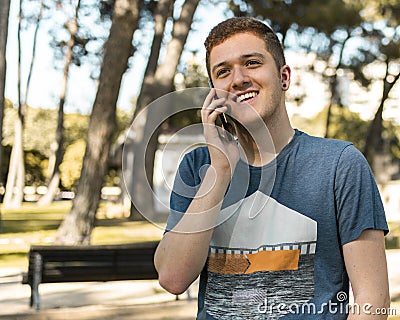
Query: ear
280 65 291 91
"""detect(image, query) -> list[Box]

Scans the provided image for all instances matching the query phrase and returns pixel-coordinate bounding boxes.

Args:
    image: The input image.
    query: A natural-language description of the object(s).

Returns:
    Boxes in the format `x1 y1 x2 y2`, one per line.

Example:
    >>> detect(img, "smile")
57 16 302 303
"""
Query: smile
237 91 258 103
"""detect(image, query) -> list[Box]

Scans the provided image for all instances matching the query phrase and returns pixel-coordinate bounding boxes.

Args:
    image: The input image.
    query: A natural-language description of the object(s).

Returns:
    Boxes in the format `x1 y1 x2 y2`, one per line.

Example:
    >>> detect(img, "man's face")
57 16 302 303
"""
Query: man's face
209 32 289 125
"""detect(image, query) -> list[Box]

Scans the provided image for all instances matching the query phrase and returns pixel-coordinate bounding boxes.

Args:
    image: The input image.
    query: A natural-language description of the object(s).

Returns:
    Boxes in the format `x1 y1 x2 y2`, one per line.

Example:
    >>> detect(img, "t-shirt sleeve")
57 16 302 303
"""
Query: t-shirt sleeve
334 145 389 246
165 151 202 232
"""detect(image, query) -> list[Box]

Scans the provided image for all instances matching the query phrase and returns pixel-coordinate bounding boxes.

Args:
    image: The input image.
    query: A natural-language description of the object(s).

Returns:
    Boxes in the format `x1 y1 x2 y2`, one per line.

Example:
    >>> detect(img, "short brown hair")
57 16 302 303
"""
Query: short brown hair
204 17 286 79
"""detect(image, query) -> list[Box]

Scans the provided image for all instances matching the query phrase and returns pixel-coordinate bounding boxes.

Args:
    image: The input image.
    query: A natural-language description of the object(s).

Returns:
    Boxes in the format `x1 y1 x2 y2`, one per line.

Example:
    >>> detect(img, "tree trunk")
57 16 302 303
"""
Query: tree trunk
363 67 400 164
0 0 11 185
134 0 174 118
124 0 173 221
0 0 11 230
55 0 142 245
24 0 44 106
3 119 25 208
324 33 350 138
38 0 80 206
128 0 200 221
3 0 25 209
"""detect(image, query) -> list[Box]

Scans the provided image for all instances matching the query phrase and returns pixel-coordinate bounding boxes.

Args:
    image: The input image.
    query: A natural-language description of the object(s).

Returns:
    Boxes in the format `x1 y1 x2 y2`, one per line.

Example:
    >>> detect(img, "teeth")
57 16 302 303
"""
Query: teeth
238 91 257 102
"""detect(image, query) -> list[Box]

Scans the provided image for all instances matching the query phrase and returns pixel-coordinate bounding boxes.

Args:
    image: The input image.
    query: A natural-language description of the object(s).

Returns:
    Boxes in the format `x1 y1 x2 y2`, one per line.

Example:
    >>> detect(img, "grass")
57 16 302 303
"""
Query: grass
1 201 69 233
0 201 164 269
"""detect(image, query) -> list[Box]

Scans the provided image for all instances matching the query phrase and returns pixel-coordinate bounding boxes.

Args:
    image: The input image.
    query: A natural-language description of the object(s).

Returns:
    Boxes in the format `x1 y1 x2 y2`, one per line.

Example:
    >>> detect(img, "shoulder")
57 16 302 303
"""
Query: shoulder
297 130 353 155
178 145 210 171
183 145 210 162
298 131 370 171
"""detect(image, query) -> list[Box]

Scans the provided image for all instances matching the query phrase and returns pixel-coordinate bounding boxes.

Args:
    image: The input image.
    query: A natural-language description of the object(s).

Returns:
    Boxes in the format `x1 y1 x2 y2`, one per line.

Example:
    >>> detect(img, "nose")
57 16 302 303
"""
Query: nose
231 66 250 89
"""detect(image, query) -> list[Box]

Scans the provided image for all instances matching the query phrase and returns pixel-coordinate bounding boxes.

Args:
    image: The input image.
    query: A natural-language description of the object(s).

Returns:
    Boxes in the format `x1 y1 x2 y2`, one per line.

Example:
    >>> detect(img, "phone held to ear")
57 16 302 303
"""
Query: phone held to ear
208 80 235 140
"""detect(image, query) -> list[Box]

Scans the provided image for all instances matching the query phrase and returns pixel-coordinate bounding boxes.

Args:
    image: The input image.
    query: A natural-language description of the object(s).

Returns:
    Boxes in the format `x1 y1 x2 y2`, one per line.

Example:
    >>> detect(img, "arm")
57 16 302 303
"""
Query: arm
343 229 390 319
154 166 231 294
154 89 238 295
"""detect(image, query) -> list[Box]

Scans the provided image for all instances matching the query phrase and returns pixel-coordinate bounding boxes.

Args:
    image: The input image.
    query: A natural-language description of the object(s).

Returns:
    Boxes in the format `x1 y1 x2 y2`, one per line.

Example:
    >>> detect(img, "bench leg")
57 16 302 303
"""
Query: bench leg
175 288 192 301
32 252 42 311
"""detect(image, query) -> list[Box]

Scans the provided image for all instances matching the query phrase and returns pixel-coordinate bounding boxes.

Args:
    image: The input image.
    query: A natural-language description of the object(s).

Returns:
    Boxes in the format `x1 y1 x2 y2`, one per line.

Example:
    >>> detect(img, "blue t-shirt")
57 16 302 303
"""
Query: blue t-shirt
166 130 388 319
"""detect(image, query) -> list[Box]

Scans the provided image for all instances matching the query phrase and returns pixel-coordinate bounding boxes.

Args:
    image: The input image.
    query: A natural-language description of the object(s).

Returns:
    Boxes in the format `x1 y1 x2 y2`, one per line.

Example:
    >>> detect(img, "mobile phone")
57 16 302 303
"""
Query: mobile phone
208 80 235 139
219 113 230 130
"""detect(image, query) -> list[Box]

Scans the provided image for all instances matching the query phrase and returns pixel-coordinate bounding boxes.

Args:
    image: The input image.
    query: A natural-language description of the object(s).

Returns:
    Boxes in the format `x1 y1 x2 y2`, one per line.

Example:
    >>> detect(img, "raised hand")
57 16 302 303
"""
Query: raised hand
201 89 240 176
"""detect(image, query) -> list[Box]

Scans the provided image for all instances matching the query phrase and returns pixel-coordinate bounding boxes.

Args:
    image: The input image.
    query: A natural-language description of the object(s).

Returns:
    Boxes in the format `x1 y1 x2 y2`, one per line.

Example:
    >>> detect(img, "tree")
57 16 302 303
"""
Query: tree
362 38 400 165
39 0 110 204
0 0 11 184
126 0 200 221
55 0 143 244
3 0 26 209
2 103 132 191
124 0 174 221
235 0 362 45
0 0 11 231
357 1 400 166
38 0 82 206
135 0 174 96
3 0 50 208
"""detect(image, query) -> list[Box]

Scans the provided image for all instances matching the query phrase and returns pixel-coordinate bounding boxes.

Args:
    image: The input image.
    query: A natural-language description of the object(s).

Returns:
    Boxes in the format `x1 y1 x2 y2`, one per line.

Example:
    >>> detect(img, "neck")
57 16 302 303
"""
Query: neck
236 105 294 167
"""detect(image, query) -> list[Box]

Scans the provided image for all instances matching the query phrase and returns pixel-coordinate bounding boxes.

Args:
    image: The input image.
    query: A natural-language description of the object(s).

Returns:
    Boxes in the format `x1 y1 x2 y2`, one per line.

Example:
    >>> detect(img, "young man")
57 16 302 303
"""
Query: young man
154 17 390 319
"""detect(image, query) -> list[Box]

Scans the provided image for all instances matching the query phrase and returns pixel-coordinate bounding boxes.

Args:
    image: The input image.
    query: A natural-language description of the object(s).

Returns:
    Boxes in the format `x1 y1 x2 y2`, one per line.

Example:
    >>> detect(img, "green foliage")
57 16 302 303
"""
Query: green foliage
240 0 362 35
381 38 400 61
327 106 370 151
165 55 207 131
293 105 400 163
2 103 19 147
2 104 90 187
291 112 326 138
3 105 89 156
179 55 209 89
386 121 400 161
2 103 131 189
64 112 90 146
348 0 400 26
166 109 202 131
24 108 57 157
60 139 86 189
25 150 47 186
115 107 133 139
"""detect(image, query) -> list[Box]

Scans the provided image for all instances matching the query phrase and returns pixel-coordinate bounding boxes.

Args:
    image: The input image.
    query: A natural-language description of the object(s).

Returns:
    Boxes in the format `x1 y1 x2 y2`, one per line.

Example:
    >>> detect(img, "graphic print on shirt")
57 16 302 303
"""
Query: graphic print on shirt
204 190 317 319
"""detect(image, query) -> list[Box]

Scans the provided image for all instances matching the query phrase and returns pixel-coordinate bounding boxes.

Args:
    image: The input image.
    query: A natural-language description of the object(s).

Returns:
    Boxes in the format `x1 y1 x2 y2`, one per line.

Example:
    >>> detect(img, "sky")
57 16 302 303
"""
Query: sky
4 0 400 124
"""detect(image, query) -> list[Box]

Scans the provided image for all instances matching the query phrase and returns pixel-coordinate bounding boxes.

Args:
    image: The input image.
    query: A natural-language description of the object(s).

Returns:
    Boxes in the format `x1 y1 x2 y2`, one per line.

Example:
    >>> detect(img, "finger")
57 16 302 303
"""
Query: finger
201 98 226 122
208 105 228 124
214 88 230 100
202 88 217 111
202 97 226 113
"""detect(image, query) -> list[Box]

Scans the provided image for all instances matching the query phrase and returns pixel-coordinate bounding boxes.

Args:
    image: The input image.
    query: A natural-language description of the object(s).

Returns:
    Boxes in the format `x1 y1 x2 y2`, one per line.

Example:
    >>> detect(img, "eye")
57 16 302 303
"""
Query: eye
246 60 261 67
216 68 229 78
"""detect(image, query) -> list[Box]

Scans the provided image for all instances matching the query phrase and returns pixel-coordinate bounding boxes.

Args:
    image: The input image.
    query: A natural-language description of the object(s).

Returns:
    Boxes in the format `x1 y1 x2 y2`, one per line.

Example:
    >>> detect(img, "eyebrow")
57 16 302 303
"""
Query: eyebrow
211 52 266 75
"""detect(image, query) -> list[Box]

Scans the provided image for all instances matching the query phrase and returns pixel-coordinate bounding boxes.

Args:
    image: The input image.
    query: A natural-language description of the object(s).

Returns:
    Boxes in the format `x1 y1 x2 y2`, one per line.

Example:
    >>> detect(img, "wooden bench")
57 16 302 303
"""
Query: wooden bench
22 241 161 311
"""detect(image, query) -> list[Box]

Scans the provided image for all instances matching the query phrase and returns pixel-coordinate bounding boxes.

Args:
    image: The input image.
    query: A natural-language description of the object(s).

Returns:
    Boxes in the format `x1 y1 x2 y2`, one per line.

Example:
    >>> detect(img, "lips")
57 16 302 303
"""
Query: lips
237 91 258 103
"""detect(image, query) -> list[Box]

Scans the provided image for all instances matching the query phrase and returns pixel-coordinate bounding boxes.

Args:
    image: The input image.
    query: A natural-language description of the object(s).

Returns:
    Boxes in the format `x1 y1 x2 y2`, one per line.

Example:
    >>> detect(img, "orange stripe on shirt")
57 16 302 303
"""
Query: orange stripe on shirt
208 250 300 274
245 249 300 273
